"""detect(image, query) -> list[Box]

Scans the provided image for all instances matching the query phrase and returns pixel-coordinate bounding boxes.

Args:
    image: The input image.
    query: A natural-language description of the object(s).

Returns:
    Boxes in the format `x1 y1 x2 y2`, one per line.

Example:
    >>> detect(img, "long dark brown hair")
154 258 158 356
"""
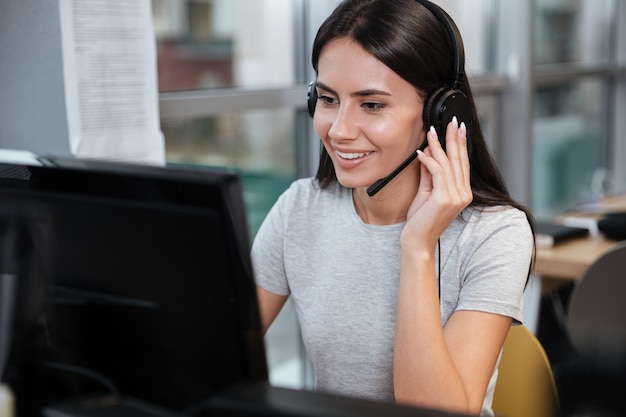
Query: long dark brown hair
312 0 534 223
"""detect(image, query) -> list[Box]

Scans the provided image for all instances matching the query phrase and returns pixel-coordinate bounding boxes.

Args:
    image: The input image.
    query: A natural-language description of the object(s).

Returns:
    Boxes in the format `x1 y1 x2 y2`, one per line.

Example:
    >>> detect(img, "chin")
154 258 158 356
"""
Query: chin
334 174 371 190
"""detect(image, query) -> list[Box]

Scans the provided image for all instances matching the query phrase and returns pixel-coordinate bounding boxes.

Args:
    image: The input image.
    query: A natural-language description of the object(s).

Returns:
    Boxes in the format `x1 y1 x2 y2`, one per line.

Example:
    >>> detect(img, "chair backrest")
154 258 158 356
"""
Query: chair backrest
492 325 560 417
566 241 626 373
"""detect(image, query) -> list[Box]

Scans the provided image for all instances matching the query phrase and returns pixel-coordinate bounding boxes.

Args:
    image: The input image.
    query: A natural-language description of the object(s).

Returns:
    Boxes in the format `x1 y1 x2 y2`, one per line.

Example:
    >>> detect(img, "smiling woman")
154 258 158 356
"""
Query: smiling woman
252 0 533 415
312 38 426 194
250 1 535 416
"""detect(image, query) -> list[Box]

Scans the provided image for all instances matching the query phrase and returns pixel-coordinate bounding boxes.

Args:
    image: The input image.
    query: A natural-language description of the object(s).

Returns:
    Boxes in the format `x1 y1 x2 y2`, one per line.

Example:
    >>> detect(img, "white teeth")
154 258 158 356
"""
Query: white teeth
335 150 371 160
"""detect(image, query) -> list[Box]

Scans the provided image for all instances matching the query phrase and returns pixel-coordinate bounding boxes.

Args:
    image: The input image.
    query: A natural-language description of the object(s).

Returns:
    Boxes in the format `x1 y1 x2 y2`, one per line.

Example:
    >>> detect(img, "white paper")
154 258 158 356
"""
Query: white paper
59 0 165 165
0 149 42 166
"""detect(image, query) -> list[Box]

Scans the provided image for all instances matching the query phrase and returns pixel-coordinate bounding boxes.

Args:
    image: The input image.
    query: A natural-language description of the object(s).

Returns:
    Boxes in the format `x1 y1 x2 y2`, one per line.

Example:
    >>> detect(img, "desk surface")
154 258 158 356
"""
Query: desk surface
533 194 626 282
534 234 620 280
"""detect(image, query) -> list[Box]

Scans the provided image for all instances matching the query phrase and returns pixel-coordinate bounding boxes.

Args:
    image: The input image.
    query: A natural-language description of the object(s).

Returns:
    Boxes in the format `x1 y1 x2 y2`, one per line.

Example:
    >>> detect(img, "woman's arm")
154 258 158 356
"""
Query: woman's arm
394 249 512 414
393 118 512 415
256 285 289 334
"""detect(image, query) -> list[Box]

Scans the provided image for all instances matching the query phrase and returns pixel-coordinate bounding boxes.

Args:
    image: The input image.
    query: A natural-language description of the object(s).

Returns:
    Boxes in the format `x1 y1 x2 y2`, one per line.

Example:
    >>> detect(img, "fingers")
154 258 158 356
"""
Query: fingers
458 122 471 200
416 117 472 209
445 118 471 202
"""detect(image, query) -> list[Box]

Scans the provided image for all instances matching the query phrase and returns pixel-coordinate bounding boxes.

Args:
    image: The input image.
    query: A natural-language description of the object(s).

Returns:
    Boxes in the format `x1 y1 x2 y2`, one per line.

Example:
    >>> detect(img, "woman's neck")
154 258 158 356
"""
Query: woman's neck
352 180 418 226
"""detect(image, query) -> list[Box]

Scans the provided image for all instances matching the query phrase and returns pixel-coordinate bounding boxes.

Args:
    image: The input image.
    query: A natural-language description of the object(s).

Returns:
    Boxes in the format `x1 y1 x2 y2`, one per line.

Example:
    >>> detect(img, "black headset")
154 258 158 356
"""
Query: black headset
306 0 471 150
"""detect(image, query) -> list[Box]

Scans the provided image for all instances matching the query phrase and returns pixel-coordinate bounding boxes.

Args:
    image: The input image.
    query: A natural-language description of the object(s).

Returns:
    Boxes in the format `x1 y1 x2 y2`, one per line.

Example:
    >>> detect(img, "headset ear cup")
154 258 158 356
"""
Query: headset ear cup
423 87 472 154
423 86 448 142
307 81 317 118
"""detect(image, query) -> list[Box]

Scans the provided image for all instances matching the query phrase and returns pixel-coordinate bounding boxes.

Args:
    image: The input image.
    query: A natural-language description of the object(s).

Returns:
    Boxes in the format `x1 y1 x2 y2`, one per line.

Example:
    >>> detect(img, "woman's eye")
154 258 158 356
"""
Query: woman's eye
363 102 385 111
318 95 336 105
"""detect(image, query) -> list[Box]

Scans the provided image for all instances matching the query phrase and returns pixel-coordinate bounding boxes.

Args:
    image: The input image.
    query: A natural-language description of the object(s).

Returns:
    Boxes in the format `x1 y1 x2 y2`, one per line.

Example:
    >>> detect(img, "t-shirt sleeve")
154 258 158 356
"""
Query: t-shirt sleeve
457 208 533 324
250 190 291 296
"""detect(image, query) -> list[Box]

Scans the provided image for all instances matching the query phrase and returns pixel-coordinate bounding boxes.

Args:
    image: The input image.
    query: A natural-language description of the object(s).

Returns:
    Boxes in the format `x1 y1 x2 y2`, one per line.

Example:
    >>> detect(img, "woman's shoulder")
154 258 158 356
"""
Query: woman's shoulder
469 204 529 223
287 177 321 194
457 204 533 240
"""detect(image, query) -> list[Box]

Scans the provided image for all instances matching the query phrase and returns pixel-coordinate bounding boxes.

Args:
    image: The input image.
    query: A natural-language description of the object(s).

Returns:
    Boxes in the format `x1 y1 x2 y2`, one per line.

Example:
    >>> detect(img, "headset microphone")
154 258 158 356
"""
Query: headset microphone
366 140 428 197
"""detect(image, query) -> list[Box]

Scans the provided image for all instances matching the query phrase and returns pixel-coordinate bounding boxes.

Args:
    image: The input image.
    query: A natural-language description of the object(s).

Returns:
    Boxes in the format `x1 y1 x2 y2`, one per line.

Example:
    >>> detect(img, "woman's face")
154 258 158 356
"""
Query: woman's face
314 37 426 191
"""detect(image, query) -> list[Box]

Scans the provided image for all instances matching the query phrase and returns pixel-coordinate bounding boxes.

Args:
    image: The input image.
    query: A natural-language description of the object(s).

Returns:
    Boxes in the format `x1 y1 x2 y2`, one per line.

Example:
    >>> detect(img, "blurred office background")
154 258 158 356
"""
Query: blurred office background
1 0 626 392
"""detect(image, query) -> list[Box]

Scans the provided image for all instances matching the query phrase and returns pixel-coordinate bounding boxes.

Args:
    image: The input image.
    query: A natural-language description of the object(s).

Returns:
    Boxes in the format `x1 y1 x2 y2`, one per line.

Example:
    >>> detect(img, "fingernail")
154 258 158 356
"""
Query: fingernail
460 121 467 134
429 125 437 136
452 116 458 128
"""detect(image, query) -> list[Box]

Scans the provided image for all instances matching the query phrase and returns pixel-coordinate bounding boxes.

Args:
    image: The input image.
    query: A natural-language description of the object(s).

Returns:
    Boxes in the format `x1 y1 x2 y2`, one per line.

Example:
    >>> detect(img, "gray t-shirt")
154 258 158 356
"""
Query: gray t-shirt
251 178 533 416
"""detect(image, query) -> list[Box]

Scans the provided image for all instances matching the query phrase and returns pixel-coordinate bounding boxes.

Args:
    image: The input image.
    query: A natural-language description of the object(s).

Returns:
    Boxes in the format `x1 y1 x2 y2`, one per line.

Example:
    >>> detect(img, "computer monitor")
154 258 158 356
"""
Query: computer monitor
0 156 268 416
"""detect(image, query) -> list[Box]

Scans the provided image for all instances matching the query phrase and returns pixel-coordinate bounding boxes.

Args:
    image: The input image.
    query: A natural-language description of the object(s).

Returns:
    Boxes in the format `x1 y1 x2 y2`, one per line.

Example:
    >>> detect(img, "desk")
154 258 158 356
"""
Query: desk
533 194 626 291
534 234 620 289
524 196 625 330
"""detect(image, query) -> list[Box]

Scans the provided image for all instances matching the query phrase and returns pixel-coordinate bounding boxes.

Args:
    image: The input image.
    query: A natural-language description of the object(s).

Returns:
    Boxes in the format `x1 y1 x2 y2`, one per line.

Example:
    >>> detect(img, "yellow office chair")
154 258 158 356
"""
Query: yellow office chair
492 325 560 417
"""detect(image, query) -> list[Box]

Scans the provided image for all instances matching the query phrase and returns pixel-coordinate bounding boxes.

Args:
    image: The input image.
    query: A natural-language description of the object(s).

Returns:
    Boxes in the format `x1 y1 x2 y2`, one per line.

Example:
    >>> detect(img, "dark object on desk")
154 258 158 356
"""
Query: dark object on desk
598 212 626 240
535 221 589 248
0 157 267 416
206 381 472 417
43 395 189 417
41 383 472 417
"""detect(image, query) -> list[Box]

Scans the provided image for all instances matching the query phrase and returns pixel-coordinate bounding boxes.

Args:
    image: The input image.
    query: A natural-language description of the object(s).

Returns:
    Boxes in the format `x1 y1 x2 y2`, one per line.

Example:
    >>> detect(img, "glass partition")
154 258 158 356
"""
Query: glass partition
532 79 610 217
534 0 614 66
152 0 295 91
532 0 618 216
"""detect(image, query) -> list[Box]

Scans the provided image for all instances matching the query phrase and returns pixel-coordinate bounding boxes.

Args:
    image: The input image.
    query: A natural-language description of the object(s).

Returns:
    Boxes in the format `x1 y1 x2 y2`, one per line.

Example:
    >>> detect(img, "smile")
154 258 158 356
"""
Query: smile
335 150 373 160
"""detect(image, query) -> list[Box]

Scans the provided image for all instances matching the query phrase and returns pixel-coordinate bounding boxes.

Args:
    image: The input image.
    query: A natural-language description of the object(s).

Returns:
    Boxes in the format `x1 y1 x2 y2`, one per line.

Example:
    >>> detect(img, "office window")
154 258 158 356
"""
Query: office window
534 0 614 65
532 0 618 217
152 0 294 91
532 79 610 217
434 0 493 75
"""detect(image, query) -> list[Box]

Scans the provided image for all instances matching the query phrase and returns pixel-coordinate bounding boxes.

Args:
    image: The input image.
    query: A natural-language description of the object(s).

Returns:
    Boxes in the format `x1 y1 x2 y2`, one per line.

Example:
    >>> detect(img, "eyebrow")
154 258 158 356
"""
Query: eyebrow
315 81 392 98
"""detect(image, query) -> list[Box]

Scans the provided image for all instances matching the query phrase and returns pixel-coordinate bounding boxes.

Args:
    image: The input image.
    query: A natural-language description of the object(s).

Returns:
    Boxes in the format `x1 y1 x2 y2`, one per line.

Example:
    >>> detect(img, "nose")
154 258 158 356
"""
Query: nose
327 103 359 142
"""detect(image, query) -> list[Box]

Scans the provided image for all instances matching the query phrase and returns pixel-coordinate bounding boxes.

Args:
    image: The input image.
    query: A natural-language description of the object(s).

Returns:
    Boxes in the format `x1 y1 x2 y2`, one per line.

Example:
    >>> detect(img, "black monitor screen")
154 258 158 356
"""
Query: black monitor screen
0 157 267 416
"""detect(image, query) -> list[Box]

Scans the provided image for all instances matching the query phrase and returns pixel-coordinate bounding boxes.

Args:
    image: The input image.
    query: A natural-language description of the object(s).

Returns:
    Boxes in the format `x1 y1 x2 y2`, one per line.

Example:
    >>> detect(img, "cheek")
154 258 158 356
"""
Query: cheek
368 118 422 152
400 114 427 149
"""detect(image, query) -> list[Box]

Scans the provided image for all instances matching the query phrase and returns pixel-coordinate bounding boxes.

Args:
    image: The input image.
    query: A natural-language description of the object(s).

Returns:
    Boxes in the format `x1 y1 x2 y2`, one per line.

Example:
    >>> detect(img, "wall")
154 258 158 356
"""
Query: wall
0 0 72 157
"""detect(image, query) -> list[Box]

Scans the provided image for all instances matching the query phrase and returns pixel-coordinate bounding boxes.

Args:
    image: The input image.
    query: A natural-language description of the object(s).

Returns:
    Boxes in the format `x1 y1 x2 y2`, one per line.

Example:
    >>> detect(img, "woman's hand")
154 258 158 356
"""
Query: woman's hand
401 116 472 250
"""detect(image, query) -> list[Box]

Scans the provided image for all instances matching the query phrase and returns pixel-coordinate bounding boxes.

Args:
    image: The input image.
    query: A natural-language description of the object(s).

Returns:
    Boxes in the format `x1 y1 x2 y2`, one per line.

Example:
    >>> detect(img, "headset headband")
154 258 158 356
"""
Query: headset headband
414 0 465 88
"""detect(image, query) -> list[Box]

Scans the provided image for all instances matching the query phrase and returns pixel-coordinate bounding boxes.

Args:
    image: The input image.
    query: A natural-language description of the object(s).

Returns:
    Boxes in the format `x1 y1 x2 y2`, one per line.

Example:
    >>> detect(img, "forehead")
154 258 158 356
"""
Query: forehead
318 38 385 73
317 37 419 96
